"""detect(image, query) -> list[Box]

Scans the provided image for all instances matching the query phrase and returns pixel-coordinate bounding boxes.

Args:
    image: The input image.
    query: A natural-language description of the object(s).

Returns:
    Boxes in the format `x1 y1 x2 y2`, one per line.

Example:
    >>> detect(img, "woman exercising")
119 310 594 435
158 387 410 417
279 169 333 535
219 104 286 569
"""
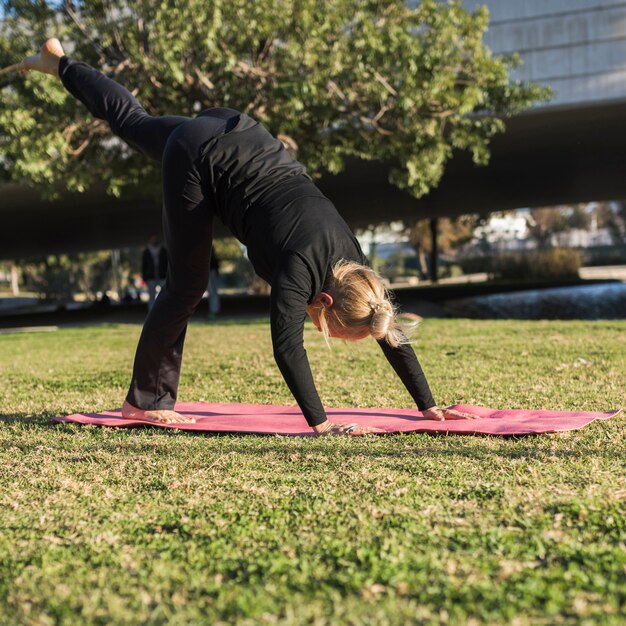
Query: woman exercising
19 39 479 436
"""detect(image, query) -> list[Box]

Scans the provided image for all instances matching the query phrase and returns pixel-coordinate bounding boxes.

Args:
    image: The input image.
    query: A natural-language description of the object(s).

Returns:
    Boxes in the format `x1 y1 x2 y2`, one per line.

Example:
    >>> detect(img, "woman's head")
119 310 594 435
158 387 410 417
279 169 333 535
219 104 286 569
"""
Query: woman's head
306 260 413 348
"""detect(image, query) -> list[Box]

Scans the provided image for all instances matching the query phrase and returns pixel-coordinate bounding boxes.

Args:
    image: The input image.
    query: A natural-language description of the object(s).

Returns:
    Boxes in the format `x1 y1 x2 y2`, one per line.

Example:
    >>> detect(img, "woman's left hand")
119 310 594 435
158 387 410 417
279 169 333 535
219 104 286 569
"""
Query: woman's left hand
313 420 386 436
422 406 482 421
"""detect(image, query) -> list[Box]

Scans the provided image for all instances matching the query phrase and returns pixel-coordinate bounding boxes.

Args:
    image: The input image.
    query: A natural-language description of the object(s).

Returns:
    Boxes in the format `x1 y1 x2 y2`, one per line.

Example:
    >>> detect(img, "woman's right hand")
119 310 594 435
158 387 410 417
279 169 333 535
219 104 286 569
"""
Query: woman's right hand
313 420 386 436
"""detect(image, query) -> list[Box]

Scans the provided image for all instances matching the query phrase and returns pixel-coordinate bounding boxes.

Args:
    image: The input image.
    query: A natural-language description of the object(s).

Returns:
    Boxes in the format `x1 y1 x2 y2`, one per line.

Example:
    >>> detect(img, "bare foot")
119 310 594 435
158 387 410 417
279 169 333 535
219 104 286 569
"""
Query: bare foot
18 38 65 77
121 400 195 424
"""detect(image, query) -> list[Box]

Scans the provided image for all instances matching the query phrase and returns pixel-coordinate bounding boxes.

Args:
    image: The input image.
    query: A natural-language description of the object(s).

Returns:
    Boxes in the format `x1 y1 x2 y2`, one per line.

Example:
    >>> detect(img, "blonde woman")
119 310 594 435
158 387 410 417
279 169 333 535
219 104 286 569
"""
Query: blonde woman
19 40 479 436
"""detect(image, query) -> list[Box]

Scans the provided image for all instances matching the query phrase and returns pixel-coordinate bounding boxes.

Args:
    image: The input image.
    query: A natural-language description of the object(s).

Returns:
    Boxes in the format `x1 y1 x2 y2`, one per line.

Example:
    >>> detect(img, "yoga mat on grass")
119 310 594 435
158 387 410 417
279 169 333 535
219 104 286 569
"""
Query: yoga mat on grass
52 402 623 436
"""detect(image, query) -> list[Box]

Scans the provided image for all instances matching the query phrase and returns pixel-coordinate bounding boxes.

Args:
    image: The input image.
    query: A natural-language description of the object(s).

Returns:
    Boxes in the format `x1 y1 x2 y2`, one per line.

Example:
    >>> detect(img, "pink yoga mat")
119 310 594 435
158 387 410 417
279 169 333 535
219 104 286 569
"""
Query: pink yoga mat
52 403 623 436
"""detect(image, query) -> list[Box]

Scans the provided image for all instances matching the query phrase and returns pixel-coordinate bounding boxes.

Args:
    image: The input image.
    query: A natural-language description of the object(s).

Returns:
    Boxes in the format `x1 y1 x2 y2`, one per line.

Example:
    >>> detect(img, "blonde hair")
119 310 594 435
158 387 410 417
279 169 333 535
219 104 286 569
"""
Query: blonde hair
314 260 418 348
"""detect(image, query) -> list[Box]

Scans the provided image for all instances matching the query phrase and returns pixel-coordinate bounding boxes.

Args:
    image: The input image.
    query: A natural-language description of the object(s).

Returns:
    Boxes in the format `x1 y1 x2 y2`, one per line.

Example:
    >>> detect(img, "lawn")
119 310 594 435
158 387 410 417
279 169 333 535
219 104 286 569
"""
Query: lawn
0 318 624 625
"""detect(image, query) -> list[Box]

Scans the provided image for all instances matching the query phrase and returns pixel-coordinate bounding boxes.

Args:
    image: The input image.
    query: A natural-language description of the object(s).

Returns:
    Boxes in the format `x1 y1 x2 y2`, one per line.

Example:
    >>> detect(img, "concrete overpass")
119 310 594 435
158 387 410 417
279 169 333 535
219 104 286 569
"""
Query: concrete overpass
3 0 626 259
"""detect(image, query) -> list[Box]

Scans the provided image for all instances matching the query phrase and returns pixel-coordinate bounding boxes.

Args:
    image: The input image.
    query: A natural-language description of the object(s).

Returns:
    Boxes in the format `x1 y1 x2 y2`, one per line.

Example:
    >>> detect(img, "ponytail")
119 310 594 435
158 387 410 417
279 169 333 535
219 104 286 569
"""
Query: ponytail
319 260 418 347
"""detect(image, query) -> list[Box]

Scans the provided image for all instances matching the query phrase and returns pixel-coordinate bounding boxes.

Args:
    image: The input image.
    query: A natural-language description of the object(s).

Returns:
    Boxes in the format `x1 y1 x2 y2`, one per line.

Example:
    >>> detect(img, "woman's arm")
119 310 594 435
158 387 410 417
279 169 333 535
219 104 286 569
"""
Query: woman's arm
376 337 437 410
270 255 329 428
377 339 481 420
271 255 384 434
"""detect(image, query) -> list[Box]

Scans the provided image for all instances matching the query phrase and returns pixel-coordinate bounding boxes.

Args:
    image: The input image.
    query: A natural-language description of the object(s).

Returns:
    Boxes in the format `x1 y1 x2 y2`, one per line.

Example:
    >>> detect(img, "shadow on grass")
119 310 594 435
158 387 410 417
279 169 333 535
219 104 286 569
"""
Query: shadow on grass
0 412 56 426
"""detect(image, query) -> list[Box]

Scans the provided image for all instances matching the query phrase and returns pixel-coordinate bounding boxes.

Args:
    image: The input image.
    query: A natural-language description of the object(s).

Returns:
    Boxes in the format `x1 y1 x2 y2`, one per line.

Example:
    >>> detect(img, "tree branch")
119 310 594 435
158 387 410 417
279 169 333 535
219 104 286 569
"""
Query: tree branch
63 1 122 64
373 71 398 97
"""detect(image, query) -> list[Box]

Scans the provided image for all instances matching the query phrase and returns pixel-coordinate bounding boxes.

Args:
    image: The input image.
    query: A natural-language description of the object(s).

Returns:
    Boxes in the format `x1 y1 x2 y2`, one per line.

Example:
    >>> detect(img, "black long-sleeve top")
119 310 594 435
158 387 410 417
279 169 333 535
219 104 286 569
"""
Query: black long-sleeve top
197 108 436 426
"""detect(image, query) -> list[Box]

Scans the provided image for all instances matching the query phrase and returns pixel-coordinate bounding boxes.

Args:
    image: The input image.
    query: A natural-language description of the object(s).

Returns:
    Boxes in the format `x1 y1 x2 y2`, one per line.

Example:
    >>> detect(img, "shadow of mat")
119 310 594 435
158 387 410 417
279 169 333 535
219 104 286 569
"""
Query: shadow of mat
0 412 56 426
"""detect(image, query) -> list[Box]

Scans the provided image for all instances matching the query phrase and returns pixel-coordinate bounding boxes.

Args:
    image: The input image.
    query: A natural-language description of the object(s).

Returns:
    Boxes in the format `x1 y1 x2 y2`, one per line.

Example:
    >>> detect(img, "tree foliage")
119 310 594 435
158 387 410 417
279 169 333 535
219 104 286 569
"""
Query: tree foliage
19 249 122 300
0 0 549 201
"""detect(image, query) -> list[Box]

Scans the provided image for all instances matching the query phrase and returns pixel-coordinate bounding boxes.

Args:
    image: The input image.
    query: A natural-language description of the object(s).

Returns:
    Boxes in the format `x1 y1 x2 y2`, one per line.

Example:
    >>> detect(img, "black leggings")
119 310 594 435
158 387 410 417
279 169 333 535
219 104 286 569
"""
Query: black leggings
60 57 223 409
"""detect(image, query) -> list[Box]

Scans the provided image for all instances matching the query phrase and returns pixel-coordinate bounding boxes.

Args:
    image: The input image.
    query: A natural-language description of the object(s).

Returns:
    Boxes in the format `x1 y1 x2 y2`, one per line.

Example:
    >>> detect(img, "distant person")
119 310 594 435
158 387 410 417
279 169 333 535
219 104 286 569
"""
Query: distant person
19 39 481 435
207 253 221 320
142 234 168 311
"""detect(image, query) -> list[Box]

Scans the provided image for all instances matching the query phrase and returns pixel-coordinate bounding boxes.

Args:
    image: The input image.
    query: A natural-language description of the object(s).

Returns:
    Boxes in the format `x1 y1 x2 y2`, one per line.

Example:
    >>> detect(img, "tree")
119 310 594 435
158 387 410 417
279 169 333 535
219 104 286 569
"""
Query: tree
1 0 548 202
565 204 590 231
19 250 122 300
594 201 626 243
407 214 483 279
527 207 568 249
407 219 432 278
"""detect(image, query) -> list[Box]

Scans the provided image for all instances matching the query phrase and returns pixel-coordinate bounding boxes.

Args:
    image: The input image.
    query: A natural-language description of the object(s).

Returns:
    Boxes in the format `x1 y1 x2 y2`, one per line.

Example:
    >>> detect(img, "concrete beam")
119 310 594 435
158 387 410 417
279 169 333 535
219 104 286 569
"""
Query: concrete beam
2 98 626 259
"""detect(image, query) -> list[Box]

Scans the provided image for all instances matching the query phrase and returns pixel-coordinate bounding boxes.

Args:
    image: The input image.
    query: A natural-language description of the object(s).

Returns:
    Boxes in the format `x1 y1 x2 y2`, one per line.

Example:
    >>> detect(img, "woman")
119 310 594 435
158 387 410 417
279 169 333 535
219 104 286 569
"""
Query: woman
19 39 479 435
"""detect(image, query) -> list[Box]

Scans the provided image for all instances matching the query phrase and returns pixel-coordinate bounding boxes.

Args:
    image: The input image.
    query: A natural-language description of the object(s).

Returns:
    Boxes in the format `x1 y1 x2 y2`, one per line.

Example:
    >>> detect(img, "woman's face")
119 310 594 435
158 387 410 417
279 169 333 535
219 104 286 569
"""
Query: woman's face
306 296 342 338
306 302 371 342
306 293 331 333
306 303 324 333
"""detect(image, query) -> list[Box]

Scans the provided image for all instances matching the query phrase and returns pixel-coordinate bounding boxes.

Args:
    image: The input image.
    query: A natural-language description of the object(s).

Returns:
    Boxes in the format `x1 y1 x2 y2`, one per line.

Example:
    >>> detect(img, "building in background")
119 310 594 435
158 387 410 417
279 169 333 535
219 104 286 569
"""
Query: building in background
461 0 626 107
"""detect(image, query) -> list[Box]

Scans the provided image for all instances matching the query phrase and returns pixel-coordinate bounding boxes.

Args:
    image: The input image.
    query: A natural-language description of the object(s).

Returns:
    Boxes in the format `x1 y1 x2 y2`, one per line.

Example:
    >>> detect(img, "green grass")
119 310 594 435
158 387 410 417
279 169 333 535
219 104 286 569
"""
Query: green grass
1 319 625 625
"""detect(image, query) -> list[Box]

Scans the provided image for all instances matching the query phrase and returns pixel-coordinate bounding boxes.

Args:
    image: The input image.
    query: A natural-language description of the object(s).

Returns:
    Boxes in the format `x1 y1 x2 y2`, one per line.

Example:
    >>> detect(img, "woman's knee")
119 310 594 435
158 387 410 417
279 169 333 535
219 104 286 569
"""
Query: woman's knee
166 273 209 305
111 106 150 149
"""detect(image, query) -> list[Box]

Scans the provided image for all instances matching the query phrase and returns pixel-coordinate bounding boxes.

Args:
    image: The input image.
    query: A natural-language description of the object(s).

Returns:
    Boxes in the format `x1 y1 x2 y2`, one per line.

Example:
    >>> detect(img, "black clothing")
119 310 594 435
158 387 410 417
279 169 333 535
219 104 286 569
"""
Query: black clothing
59 57 436 426
141 246 168 281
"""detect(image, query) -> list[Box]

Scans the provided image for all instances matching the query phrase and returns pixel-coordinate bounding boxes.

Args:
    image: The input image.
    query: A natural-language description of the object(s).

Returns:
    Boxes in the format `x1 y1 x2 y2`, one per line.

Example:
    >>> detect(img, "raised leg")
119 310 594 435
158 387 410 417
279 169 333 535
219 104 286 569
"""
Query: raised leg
18 39 189 161
58 57 190 161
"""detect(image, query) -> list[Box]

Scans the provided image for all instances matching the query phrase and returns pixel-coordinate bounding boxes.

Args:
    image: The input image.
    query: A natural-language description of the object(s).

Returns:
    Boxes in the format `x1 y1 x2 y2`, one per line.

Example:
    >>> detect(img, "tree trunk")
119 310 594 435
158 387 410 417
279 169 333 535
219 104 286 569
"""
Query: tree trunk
429 217 439 283
418 249 429 279
10 262 19 296
369 226 377 273
111 249 121 300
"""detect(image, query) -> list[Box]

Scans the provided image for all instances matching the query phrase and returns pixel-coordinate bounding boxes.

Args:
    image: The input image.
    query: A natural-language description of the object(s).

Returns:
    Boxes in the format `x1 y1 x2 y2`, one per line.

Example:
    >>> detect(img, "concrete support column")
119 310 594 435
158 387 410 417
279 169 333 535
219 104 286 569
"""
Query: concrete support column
429 217 439 283
10 262 19 296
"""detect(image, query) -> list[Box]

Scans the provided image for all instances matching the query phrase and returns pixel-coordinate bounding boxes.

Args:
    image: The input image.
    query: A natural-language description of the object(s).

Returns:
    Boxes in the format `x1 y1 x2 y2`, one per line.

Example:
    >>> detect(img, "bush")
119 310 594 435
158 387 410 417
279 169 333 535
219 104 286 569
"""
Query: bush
494 249 581 280
457 255 493 274
580 245 626 267
439 263 464 279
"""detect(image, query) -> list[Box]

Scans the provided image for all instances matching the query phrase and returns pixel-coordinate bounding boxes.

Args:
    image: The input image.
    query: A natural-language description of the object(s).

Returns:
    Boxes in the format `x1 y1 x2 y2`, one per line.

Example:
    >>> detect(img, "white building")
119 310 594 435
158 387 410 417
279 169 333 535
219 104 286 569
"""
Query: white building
473 213 530 249
461 0 626 107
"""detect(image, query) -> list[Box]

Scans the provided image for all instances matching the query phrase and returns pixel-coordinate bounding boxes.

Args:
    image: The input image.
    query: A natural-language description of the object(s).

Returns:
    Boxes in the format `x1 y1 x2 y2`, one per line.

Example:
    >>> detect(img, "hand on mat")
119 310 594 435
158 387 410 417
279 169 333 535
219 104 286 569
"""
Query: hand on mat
121 400 195 424
313 420 386 436
422 406 481 421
